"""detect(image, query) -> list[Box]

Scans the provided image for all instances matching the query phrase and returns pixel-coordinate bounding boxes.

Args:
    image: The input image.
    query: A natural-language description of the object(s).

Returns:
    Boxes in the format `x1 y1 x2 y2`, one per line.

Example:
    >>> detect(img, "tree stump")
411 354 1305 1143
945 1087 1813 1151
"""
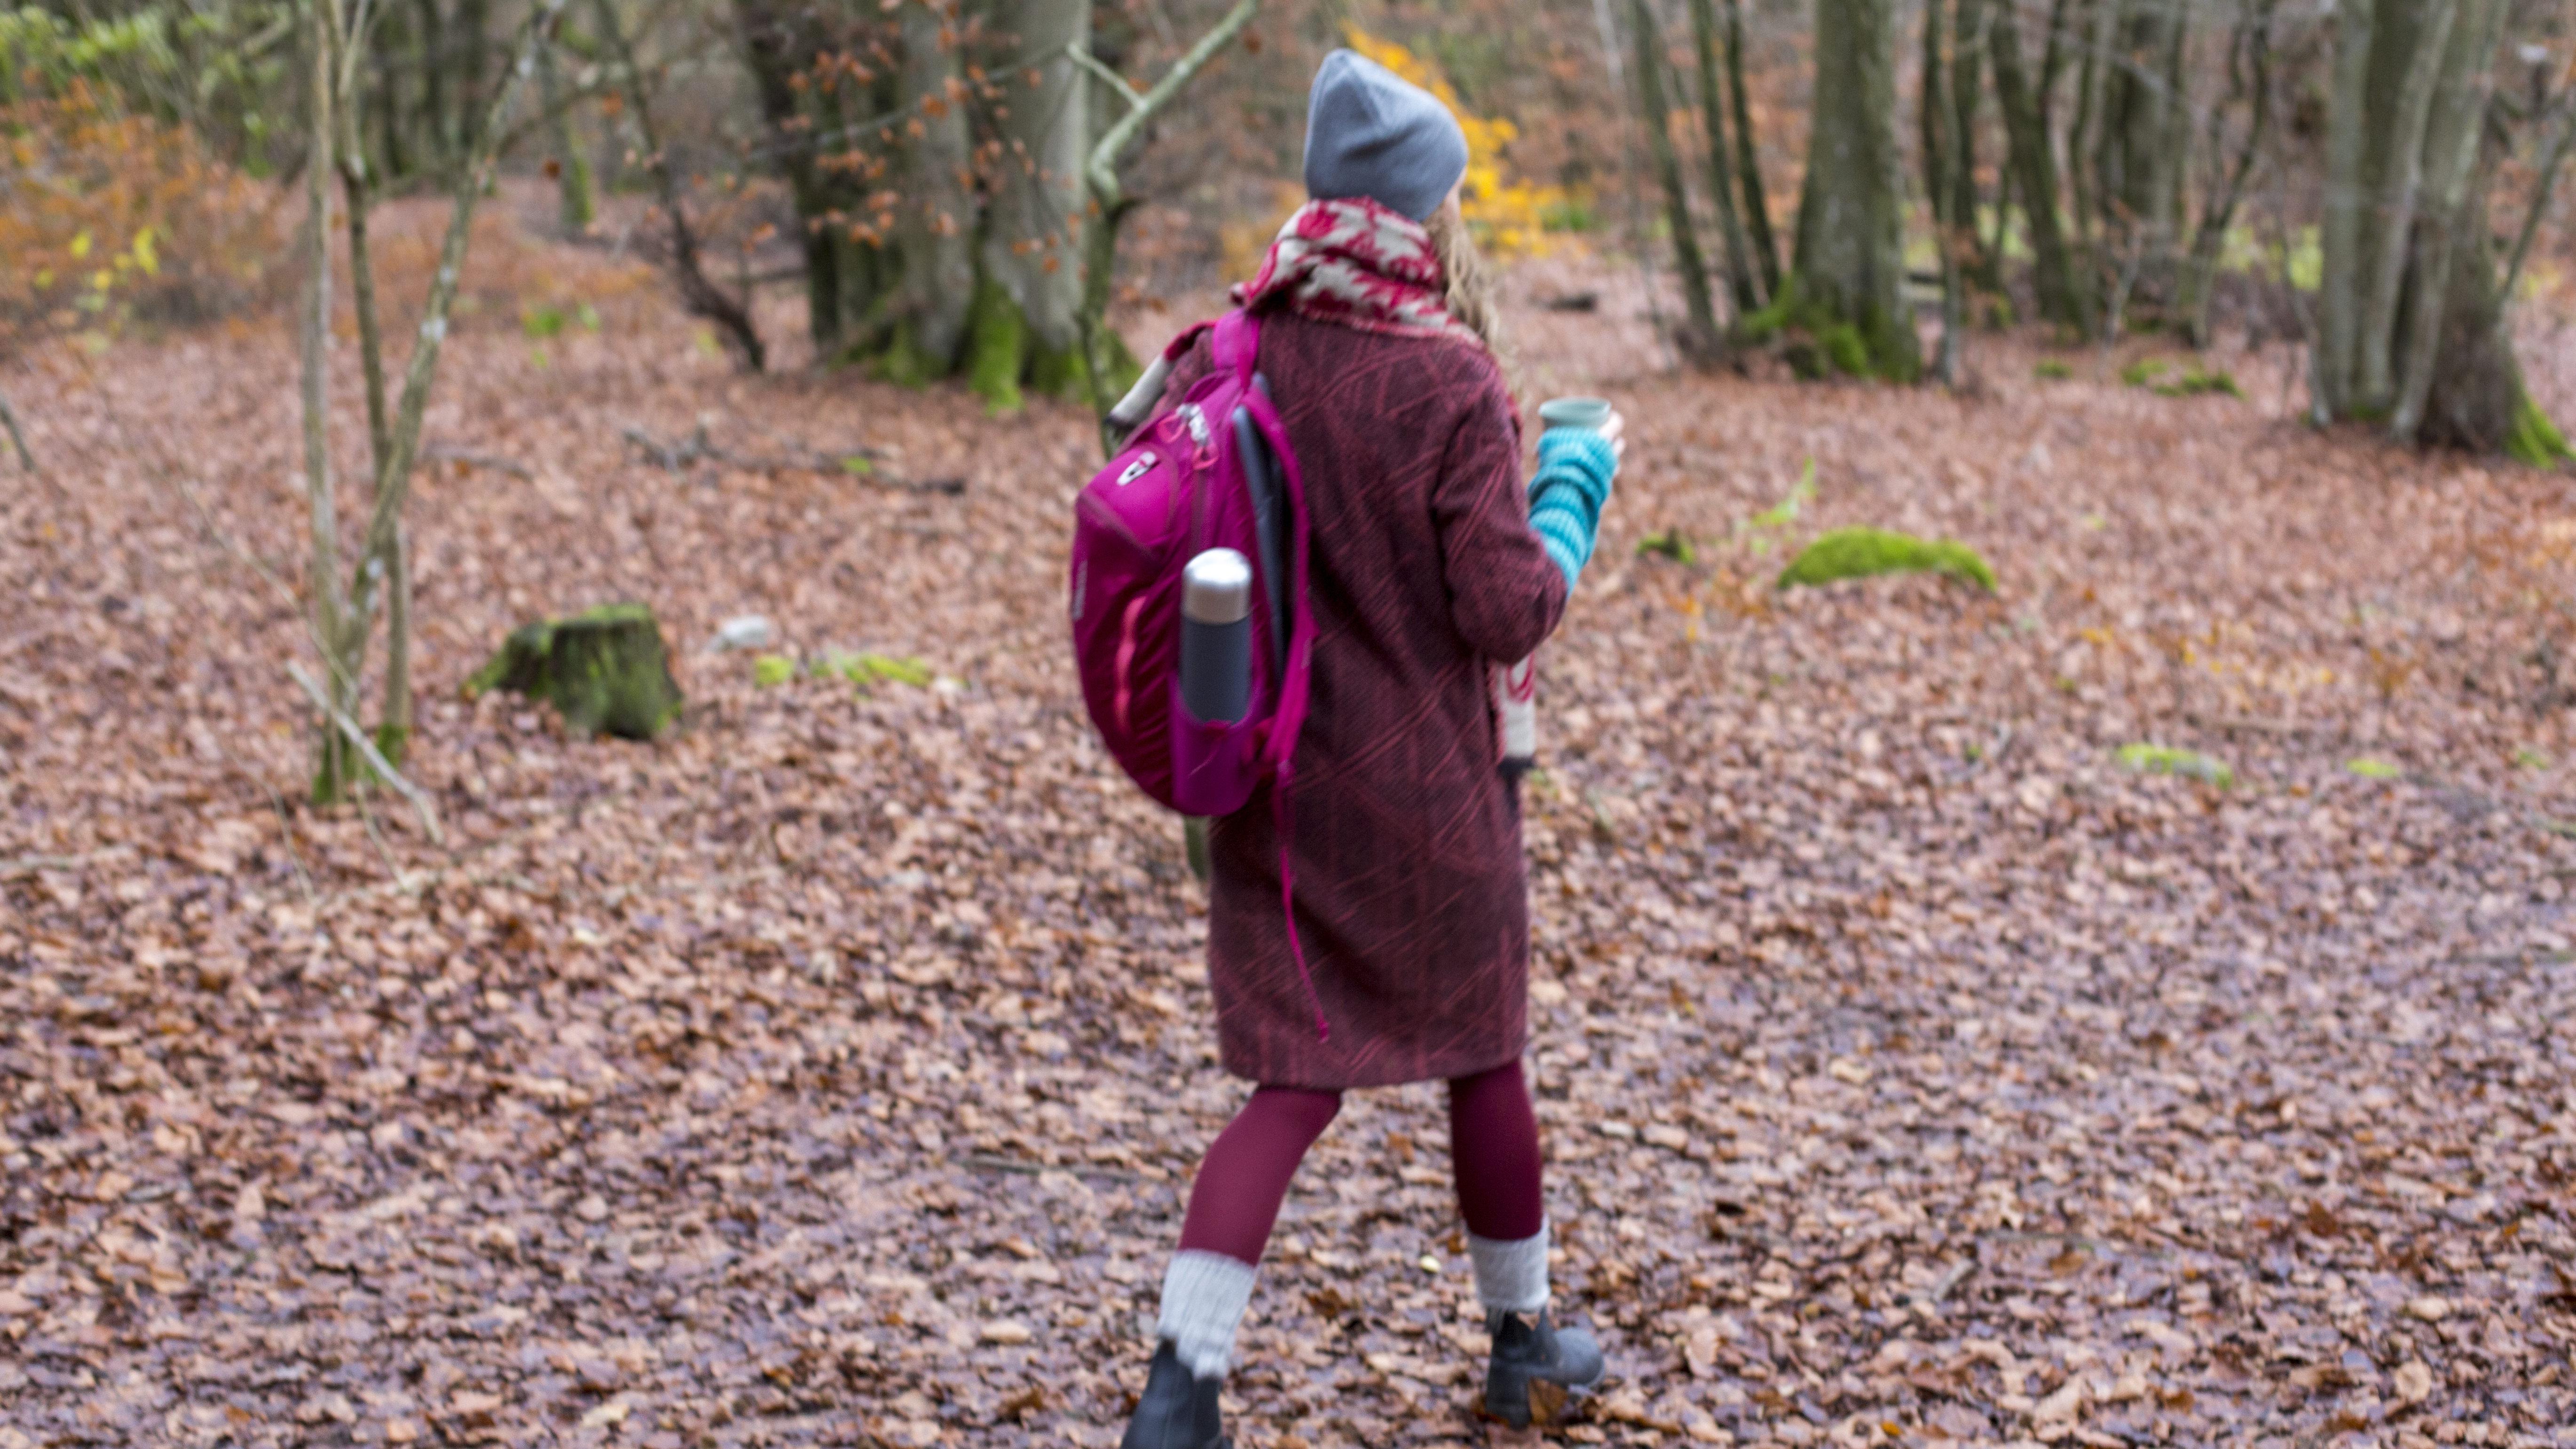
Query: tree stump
463 603 684 741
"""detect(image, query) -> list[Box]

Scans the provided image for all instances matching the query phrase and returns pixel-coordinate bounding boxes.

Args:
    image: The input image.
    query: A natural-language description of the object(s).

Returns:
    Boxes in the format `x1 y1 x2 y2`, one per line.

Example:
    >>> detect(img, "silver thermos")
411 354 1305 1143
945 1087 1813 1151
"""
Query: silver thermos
1181 549 1253 722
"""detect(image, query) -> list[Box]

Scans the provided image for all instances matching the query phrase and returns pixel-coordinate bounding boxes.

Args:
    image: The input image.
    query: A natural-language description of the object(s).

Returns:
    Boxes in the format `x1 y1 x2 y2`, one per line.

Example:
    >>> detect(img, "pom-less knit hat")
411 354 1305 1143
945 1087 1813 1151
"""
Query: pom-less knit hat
1302 49 1470 222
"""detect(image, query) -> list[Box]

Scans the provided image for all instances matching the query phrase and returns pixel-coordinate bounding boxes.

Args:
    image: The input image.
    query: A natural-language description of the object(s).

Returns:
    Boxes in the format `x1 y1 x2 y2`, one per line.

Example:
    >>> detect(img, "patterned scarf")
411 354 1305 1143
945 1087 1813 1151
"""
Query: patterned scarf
1233 197 1485 349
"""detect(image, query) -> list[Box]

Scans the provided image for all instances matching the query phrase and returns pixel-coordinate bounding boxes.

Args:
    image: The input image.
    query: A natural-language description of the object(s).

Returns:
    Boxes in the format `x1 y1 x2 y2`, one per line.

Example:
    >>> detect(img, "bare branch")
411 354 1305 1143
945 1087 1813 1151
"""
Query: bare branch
1082 0 1257 213
1065 42 1143 114
288 662 447 847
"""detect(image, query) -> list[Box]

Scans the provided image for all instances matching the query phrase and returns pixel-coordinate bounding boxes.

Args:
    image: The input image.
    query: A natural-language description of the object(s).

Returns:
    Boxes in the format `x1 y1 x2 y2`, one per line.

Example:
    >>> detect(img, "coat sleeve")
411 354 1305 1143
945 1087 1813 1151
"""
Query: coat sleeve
1429 372 1570 662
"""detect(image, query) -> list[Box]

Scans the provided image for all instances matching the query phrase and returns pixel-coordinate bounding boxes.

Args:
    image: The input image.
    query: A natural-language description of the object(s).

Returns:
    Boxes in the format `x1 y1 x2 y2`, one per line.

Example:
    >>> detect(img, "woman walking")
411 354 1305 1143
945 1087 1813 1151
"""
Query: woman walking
1117 50 1623 1449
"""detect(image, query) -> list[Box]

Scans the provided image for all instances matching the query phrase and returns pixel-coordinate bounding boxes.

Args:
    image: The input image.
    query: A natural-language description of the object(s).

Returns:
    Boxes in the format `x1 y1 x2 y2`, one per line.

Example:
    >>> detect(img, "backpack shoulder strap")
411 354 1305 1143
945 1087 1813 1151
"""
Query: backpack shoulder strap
1211 309 1262 382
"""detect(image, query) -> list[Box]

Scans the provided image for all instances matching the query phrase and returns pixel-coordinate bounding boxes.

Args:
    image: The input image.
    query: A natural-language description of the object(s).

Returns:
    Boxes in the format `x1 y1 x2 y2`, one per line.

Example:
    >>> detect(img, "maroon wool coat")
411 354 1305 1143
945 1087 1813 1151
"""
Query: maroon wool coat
1165 311 1569 1090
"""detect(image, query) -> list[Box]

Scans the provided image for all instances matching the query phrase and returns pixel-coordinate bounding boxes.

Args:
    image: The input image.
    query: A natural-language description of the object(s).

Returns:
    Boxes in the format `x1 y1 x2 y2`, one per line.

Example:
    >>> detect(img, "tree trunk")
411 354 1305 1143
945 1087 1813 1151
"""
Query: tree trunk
1920 0 1962 384
1720 0 1782 295
2395 0 2506 441
1989 0 2089 333
2068 0 2112 266
331 0 570 785
2093 0 2189 290
537 33 595 232
2353 0 2458 410
734 0 848 354
2315 0 2376 417
456 0 490 149
2313 0 2567 460
1781 0 1918 379
1948 0 1993 292
303 0 358 803
1630 0 1721 358
973 0 1090 404
2176 0 2276 345
886 0 975 379
414 0 449 167
1689 0 1762 313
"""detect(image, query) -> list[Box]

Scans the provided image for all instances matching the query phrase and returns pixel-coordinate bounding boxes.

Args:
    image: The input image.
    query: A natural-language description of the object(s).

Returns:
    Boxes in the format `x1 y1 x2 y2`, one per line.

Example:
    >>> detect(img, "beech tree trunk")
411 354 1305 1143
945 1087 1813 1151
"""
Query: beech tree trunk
1988 0 2089 334
1783 0 1918 379
734 0 859 356
976 0 1089 374
1948 0 1993 292
2092 0 2190 288
886 0 975 378
2314 0 2567 461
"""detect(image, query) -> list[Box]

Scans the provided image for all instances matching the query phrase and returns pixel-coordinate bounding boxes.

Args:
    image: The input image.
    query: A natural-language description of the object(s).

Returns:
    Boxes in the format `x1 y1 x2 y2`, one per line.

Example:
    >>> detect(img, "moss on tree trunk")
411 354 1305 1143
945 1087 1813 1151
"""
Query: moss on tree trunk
464 603 685 741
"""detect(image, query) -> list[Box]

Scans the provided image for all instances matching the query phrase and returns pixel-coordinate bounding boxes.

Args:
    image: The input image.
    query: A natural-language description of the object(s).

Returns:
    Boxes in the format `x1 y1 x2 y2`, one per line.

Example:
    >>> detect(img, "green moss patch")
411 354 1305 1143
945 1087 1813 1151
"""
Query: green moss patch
2507 393 2575 469
1776 527 1995 593
2034 359 2074 380
1636 528 1698 565
2116 744 2234 788
2123 357 2244 399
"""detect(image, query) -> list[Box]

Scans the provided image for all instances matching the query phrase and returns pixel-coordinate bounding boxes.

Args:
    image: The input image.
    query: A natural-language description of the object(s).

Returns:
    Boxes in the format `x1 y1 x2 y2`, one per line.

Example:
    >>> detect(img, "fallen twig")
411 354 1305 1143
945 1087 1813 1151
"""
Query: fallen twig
287 661 446 847
956 1152 1141 1183
2188 712 2326 736
1911 1256 1980 1307
0 847 136 877
422 443 534 480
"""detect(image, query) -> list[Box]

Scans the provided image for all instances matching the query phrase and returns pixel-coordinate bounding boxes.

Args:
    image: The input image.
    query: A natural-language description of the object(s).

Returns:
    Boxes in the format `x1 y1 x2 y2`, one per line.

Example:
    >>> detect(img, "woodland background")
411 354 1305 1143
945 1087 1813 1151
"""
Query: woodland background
7 0 2576 1446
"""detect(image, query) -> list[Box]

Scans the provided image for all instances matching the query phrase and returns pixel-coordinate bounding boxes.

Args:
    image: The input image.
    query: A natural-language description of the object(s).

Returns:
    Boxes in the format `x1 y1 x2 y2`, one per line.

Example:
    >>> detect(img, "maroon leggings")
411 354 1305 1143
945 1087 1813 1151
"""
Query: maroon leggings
1175 1060 1544 1265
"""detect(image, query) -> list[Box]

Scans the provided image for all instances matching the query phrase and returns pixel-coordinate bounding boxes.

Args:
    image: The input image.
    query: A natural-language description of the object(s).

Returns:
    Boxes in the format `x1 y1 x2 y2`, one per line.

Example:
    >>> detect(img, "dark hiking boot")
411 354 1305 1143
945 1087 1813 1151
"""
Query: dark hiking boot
1482 1309 1606 1428
1119 1341 1229 1449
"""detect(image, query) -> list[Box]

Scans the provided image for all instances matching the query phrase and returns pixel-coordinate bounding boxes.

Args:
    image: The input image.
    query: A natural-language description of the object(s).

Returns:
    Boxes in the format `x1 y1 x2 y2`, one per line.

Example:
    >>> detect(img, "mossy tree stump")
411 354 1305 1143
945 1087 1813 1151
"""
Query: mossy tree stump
463 603 684 740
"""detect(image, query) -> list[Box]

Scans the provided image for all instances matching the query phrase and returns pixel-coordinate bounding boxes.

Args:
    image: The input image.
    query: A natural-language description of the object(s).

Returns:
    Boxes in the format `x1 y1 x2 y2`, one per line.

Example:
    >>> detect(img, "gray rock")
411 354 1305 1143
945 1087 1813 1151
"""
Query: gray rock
706 614 776 654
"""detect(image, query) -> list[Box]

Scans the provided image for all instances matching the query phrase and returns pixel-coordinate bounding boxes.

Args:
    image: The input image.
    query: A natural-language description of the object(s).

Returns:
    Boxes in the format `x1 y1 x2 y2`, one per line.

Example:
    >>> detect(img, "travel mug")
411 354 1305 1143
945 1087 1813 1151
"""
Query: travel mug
1181 548 1253 723
1494 398 1616 779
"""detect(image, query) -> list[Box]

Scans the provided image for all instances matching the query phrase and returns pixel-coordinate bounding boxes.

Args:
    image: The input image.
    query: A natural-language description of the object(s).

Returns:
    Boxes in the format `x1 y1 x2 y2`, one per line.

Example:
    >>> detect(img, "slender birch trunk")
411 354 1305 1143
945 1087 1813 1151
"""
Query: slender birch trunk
1689 0 1762 313
1920 0 1962 384
1721 0 1782 295
303 0 357 801
1631 0 1721 357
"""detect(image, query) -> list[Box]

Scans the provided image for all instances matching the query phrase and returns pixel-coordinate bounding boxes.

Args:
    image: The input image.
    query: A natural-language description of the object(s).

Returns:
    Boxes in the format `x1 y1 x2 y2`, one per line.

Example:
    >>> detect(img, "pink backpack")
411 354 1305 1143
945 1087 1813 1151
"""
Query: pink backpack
1069 310 1330 1039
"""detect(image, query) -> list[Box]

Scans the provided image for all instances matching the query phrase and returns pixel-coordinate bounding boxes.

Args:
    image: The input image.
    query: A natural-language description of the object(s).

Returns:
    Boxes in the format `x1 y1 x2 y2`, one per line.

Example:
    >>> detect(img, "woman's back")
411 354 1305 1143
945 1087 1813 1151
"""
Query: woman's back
1178 311 1566 1090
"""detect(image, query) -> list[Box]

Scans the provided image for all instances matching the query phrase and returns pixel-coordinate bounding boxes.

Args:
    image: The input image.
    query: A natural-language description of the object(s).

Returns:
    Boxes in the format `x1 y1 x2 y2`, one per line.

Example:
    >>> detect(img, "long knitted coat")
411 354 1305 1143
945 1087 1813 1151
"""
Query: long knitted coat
1167 310 1568 1090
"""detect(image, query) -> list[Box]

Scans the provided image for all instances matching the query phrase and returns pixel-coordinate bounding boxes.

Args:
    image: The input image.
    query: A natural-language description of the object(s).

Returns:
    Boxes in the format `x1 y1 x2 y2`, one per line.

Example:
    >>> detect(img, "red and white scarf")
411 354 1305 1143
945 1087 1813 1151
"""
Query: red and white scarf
1233 197 1484 349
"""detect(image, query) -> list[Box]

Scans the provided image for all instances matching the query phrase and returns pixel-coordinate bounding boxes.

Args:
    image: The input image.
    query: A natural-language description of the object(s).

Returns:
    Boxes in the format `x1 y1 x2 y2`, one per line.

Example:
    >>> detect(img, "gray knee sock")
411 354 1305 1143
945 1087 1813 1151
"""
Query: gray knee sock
1157 1249 1257 1378
1467 1218 1551 1315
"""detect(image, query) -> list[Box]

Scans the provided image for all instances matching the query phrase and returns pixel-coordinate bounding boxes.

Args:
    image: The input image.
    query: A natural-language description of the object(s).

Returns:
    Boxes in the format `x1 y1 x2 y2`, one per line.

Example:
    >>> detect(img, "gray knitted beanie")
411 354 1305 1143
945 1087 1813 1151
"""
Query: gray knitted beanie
1301 49 1470 222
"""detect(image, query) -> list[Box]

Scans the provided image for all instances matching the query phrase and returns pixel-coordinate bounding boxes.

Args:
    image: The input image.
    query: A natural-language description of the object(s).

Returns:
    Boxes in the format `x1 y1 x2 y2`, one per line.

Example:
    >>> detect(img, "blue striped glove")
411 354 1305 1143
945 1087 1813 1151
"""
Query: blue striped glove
1528 427 1618 591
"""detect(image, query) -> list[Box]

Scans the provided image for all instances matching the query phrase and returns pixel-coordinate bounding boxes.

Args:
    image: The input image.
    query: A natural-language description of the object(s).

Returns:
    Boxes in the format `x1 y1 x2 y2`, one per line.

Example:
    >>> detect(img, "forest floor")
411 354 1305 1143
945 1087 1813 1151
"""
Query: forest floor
5 188 2576 1449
